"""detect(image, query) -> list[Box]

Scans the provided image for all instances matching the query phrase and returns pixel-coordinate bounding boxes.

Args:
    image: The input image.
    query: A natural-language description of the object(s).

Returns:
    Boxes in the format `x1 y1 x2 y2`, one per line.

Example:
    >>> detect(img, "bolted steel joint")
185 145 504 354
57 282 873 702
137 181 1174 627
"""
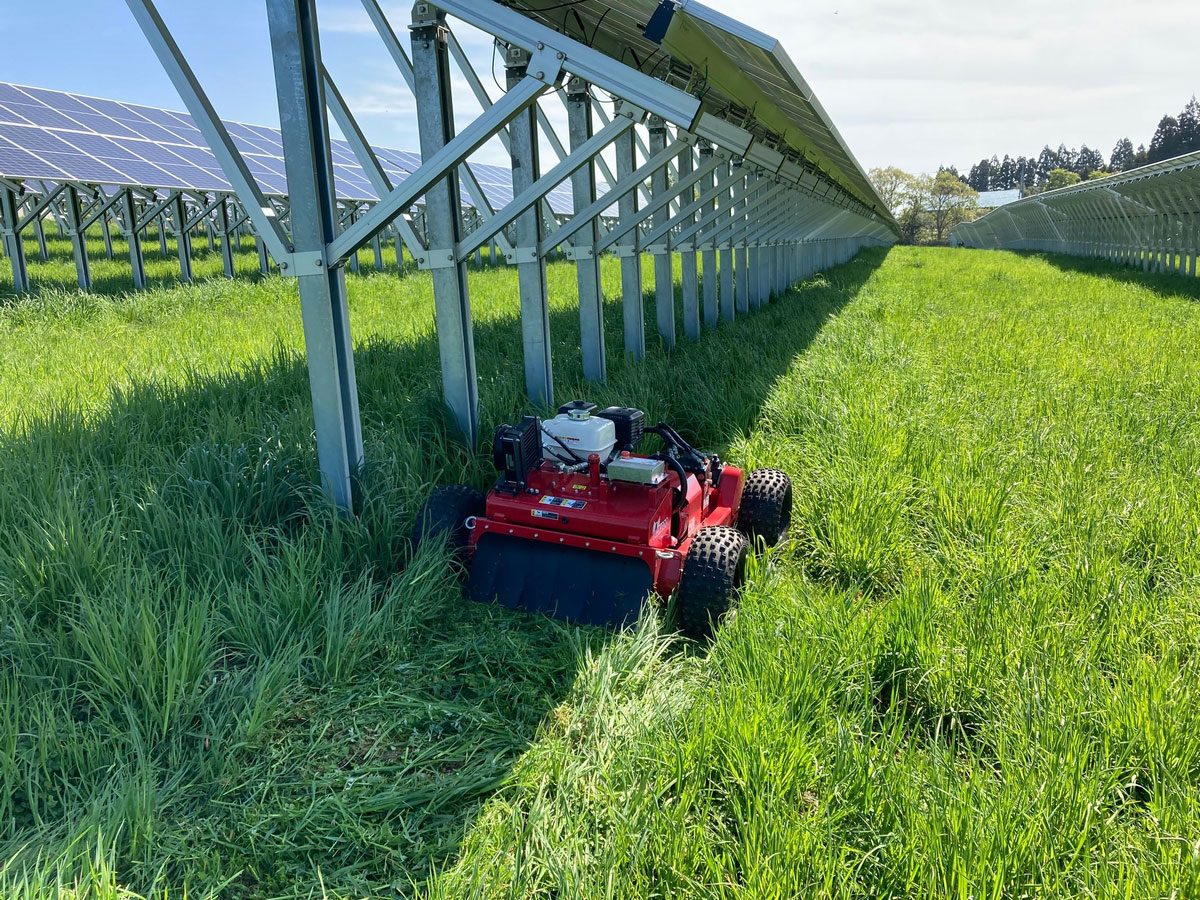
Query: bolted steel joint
566 75 588 99
504 43 531 69
410 2 442 29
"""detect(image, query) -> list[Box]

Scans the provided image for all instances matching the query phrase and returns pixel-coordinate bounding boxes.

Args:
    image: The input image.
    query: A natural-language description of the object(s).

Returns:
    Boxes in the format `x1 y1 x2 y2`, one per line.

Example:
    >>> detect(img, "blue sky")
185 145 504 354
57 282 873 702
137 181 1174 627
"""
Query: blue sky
1 1 1196 175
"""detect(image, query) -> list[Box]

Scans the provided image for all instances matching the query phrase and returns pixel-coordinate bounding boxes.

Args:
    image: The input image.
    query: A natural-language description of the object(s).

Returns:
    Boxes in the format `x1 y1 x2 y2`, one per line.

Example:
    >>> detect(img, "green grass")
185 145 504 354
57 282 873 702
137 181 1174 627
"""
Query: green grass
3 240 1200 898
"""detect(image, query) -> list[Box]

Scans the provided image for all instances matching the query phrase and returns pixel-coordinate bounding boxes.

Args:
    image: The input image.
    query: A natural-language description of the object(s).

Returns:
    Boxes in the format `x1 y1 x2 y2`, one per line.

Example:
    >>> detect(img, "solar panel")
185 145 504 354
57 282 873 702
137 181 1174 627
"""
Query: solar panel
70 113 145 139
0 146 65 179
0 124 83 154
110 138 178 165
0 84 33 104
55 133 135 160
37 153 126 182
0 81 588 216
113 160 191 188
499 0 895 223
6 103 85 130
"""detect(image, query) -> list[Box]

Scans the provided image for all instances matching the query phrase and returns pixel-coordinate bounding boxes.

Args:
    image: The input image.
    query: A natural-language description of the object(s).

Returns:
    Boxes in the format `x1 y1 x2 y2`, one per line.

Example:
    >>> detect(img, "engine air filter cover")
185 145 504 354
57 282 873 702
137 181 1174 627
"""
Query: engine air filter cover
597 406 645 451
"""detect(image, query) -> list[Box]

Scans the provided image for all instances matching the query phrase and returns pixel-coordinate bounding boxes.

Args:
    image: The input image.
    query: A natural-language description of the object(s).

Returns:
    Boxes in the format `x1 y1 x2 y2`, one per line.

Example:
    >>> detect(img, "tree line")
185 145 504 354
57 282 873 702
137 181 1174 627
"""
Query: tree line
868 168 978 245
962 96 1200 192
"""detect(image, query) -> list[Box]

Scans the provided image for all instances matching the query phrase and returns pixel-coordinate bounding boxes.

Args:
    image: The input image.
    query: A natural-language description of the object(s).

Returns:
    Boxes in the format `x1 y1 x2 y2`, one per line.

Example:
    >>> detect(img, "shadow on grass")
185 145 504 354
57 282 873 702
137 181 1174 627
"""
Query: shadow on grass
0 247 886 896
1018 249 1200 302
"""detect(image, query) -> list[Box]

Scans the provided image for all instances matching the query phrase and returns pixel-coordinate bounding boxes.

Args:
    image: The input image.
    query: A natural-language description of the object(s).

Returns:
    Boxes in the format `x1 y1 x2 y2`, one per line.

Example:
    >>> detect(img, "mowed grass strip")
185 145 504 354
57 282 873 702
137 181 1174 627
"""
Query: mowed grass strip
2 244 1200 898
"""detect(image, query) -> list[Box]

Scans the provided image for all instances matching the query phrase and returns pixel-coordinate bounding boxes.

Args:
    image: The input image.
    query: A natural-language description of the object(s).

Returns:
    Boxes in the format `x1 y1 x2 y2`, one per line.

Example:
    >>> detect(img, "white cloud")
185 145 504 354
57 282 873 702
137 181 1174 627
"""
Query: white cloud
321 0 1196 175
723 0 1198 173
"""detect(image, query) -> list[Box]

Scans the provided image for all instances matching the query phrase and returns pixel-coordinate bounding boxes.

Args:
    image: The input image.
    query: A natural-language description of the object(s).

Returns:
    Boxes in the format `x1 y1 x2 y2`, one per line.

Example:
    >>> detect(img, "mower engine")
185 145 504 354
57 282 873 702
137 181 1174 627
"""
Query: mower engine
412 401 793 639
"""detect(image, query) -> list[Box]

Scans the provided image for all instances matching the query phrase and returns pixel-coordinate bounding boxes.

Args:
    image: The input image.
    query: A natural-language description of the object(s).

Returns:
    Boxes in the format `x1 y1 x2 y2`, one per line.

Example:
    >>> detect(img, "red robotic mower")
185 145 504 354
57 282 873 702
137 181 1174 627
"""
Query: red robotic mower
412 401 792 639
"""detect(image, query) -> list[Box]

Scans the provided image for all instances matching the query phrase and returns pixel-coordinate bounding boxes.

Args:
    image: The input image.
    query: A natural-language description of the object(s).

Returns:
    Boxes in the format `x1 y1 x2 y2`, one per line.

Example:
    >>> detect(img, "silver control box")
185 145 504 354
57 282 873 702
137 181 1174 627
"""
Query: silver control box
607 456 666 485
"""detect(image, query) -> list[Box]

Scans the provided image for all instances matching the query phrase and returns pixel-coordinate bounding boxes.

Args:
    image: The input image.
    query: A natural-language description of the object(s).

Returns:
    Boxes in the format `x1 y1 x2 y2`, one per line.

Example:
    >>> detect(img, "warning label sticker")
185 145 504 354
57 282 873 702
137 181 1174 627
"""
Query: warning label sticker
532 509 559 520
539 495 587 510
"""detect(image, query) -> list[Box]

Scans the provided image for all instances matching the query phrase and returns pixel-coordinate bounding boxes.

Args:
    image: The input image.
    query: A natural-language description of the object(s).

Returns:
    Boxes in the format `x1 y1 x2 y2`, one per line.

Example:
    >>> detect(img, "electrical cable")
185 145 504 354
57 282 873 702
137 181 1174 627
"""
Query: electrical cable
514 0 588 11
490 40 505 95
588 8 611 47
540 425 585 465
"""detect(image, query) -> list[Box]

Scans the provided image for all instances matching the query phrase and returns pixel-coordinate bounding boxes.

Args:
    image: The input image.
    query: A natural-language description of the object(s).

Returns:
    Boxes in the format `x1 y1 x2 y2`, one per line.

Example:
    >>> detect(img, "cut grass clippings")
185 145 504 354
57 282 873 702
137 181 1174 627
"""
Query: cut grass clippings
2 240 1200 898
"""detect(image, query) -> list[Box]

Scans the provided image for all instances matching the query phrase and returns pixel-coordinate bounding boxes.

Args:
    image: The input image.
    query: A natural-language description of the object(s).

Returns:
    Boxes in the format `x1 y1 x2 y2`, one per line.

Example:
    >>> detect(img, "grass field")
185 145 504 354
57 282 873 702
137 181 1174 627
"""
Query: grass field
3 239 1200 898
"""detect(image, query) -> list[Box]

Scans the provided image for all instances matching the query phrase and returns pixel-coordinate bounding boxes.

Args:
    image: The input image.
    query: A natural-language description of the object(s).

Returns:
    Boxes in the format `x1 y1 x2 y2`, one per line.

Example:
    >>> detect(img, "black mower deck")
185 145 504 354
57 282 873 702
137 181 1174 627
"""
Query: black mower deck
467 533 653 628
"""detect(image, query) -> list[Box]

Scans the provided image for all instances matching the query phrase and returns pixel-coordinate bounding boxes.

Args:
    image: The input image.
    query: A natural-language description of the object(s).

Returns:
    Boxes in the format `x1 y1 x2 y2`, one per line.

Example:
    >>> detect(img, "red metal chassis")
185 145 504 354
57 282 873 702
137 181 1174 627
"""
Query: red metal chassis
466 454 744 598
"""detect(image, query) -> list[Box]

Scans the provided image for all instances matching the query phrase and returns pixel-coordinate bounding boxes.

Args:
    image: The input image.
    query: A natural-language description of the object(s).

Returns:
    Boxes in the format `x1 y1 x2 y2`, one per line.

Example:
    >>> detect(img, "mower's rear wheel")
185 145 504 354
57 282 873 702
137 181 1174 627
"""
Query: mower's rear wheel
411 483 485 560
675 526 748 641
738 468 793 547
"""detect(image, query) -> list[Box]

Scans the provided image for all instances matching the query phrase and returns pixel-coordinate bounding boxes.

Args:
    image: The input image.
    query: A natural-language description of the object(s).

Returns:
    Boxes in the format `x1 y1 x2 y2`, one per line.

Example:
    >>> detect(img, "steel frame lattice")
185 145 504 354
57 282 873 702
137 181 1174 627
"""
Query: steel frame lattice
951 151 1200 279
10 0 902 511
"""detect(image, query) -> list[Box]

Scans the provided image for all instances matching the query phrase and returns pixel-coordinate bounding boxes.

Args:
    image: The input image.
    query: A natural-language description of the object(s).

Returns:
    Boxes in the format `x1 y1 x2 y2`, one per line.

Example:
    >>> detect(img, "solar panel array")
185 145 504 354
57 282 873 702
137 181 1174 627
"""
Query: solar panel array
0 81 574 214
501 0 895 225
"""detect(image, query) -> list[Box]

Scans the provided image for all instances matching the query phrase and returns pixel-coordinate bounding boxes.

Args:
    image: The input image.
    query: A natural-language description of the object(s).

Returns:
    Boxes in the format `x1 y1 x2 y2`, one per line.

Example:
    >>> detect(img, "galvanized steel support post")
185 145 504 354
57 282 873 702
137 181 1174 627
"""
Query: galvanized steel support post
99 196 115 260
648 116 675 348
120 189 146 290
217 196 235 278
734 163 749 315
267 0 364 511
172 194 192 283
505 44 554 406
64 184 92 292
677 142 700 341
695 142 716 329
566 77 606 382
31 212 47 261
371 232 384 269
0 186 29 293
718 161 734 322
614 126 644 359
411 5 478 446
344 208 361 274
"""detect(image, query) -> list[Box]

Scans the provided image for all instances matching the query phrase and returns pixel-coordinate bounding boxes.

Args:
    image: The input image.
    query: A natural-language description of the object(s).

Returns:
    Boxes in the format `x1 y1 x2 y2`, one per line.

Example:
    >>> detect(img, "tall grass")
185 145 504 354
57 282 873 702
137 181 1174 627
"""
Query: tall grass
3 242 1200 897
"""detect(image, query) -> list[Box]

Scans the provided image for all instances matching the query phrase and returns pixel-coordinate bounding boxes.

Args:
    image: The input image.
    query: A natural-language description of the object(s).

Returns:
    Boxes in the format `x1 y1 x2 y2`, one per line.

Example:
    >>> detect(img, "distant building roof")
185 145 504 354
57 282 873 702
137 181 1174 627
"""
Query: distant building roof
976 189 1022 208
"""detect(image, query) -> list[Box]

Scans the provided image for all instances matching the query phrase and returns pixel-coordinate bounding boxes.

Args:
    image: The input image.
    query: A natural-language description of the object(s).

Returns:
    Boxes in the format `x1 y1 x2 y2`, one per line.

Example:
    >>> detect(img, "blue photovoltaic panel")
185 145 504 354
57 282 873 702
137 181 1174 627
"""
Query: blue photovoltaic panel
0 81 585 216
115 160 191 188
4 103 83 130
110 138 179 165
72 113 146 139
38 153 126 182
0 104 33 125
56 133 135 160
0 123 80 154
0 146 66 179
0 84 33 104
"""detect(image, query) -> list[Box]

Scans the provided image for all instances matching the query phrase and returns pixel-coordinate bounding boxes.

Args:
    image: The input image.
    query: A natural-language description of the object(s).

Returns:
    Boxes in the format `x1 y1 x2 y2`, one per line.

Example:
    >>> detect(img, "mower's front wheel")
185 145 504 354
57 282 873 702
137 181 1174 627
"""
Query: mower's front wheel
738 468 793 548
675 526 748 641
411 483 485 560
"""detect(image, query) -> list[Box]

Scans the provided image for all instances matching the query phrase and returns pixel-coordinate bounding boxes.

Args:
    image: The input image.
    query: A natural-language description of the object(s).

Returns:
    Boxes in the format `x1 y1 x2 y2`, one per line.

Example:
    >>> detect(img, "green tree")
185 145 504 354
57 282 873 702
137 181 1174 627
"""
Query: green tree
967 158 992 191
1076 146 1104 177
1148 115 1181 162
1176 96 1199 154
996 155 1017 189
868 166 915 214
1110 137 1134 171
1045 168 1082 191
927 170 977 243
1035 146 1058 184
898 173 932 244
